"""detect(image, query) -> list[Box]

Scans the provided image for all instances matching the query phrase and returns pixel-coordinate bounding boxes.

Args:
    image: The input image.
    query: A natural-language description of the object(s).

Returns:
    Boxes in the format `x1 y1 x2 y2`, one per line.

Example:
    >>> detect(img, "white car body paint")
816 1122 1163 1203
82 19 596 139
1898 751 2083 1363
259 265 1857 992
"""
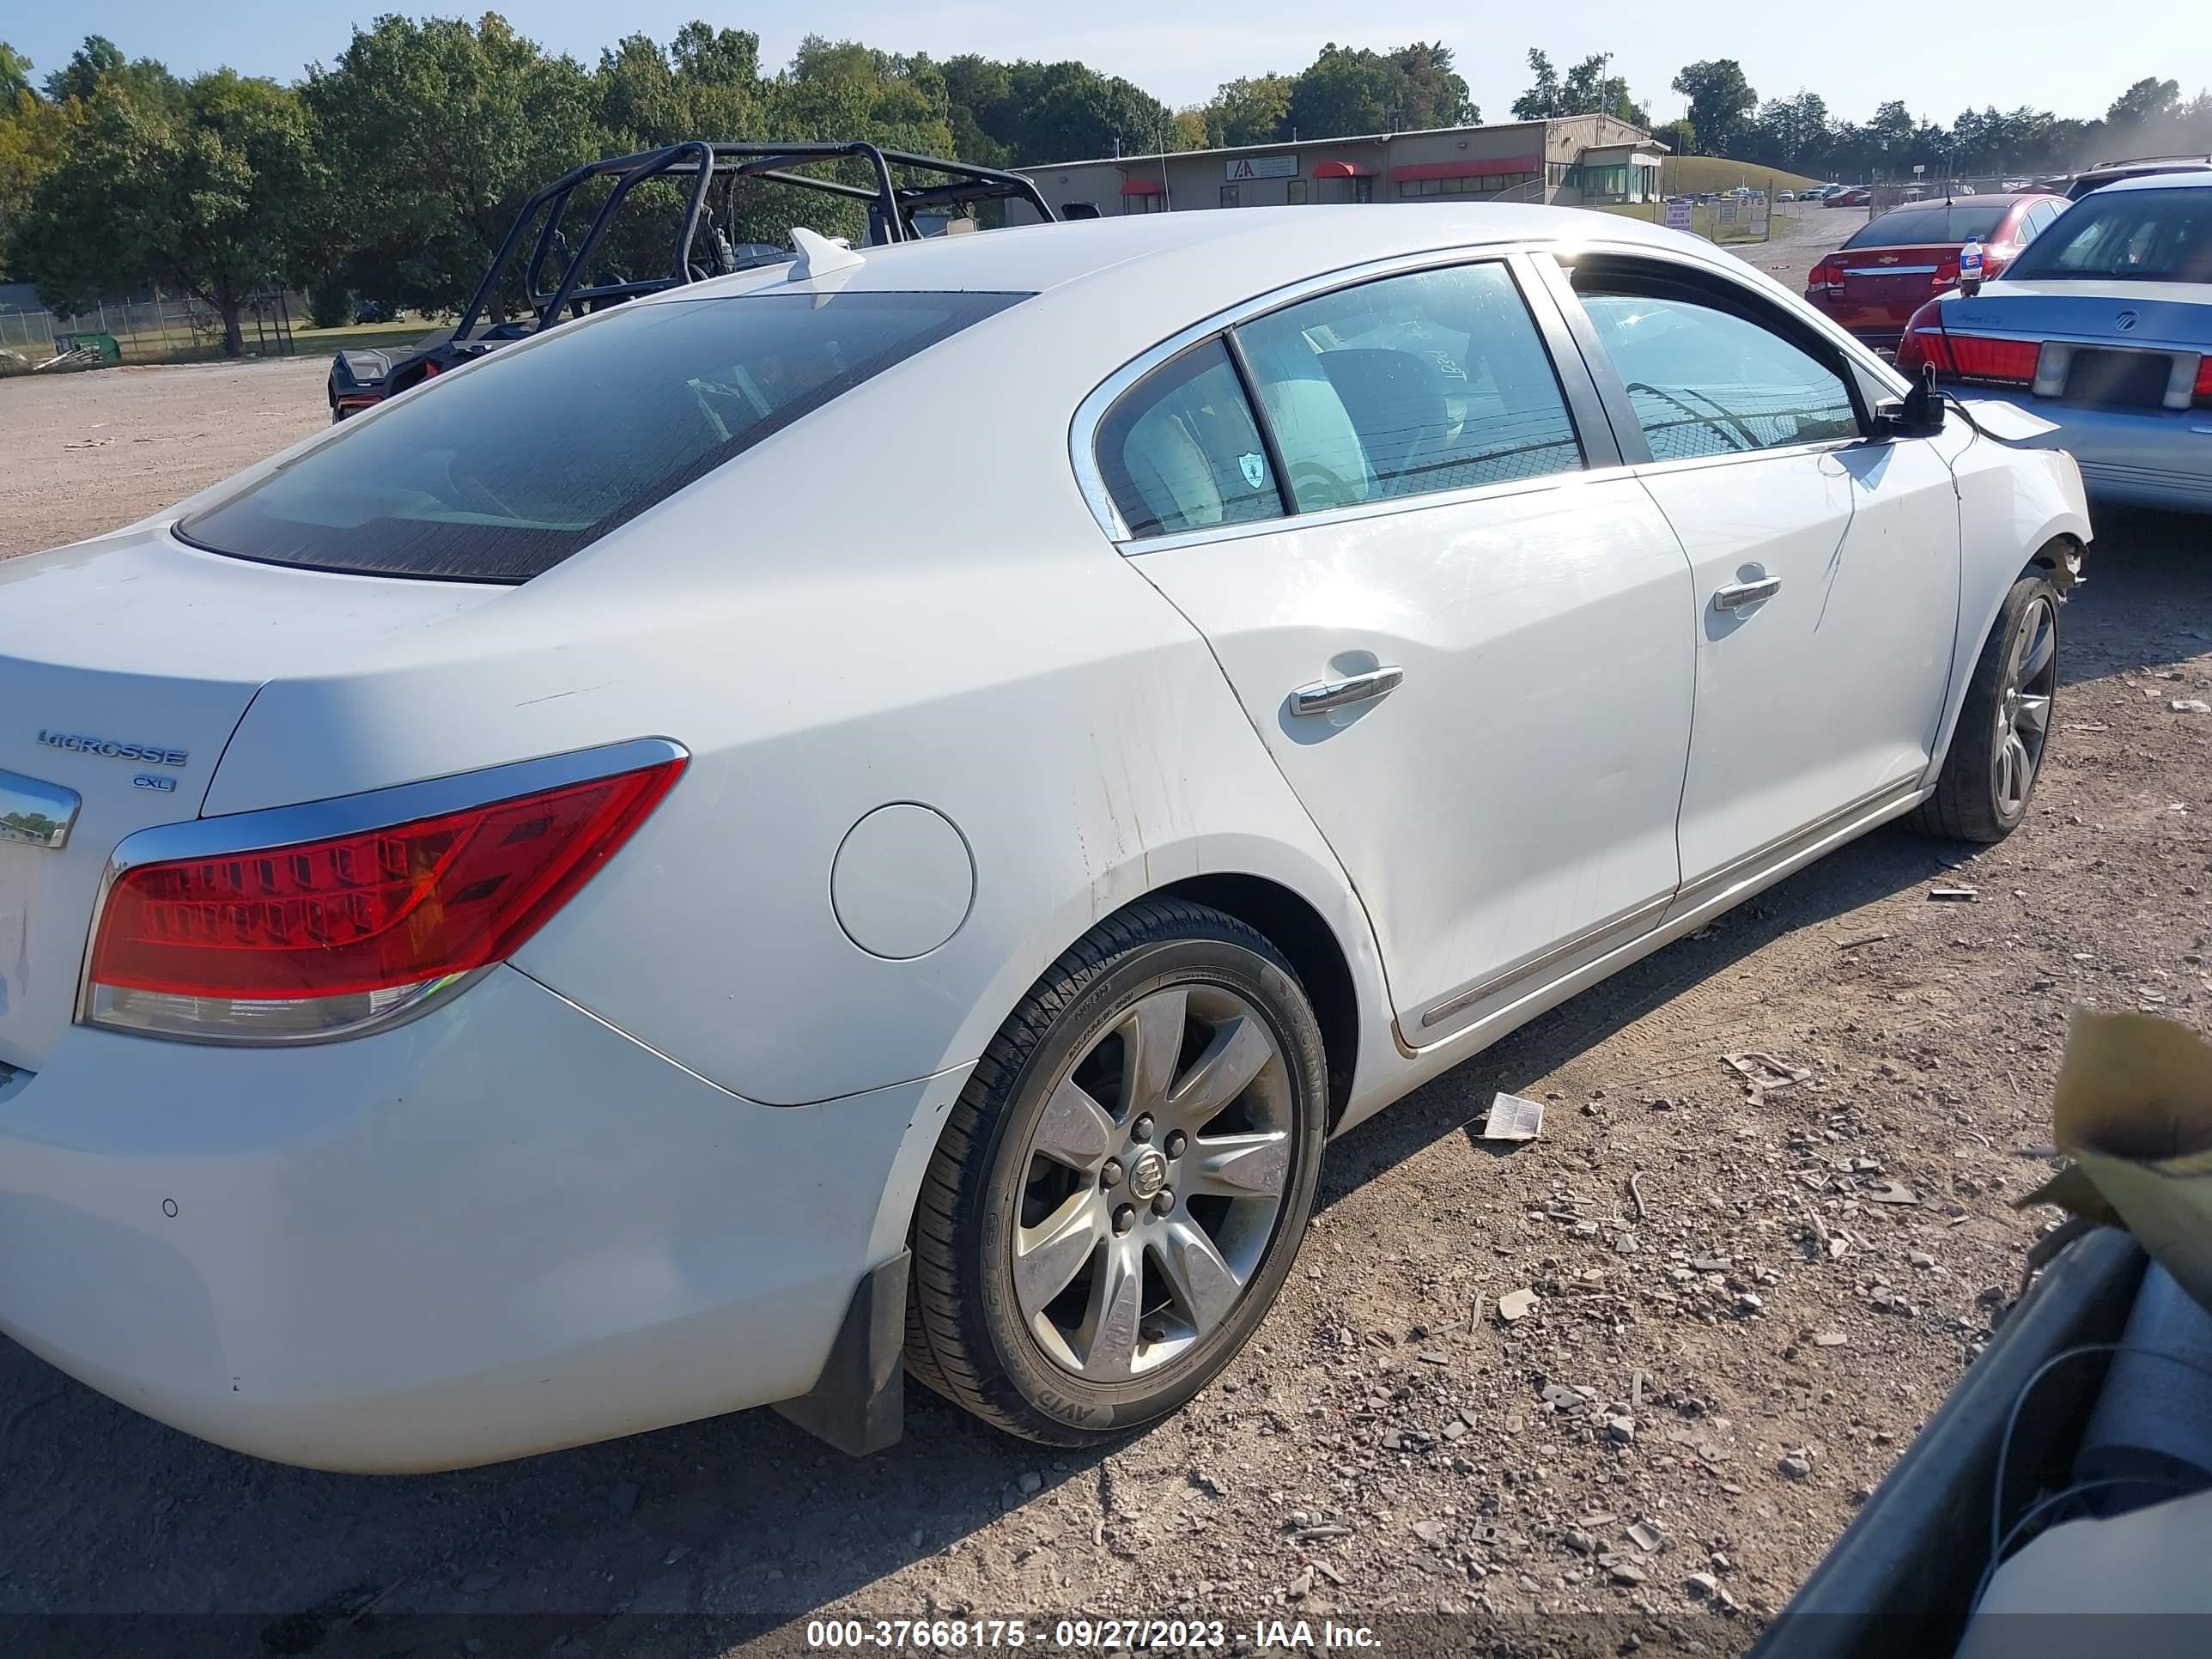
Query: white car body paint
0 205 2087 1468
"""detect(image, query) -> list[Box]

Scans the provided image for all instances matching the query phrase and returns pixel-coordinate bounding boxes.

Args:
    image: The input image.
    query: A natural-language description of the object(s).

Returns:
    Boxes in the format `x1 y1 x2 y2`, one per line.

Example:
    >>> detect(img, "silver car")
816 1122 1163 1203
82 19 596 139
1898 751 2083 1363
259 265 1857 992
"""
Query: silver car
1896 172 2212 512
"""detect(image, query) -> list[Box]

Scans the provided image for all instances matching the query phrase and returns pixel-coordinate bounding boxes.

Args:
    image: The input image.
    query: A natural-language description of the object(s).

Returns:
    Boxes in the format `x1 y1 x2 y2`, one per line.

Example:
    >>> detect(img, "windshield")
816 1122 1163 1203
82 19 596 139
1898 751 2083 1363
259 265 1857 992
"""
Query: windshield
181 289 1026 582
1844 204 2010 248
2004 187 2212 283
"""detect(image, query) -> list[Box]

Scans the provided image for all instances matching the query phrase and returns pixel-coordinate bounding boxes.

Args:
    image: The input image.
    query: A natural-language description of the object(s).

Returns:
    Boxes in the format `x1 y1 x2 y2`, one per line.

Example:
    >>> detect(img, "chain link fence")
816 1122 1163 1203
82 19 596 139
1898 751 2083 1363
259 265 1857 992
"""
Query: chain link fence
0 289 296 375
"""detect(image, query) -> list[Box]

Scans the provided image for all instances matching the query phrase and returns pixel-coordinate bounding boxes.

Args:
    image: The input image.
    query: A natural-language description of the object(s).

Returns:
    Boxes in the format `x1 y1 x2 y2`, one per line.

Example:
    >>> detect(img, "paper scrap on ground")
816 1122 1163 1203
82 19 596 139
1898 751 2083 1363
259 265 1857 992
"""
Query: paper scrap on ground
1482 1092 1545 1141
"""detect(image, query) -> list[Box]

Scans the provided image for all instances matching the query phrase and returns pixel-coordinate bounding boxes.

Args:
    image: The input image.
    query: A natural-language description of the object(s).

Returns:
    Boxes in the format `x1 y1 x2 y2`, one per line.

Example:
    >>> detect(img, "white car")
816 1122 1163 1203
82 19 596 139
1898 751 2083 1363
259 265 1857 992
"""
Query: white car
0 206 2087 1471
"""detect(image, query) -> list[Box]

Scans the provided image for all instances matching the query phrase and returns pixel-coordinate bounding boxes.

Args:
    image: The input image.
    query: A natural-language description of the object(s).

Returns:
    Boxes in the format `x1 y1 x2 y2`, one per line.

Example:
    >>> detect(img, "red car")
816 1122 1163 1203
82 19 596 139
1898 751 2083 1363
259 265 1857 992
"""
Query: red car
1805 192 2069 348
1822 186 1871 207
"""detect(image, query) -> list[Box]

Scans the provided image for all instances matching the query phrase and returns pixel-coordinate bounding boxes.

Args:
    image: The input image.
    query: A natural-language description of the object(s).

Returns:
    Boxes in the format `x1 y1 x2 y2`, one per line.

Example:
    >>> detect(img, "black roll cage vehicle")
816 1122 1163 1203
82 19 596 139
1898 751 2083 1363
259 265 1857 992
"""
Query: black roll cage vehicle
326 140 1056 419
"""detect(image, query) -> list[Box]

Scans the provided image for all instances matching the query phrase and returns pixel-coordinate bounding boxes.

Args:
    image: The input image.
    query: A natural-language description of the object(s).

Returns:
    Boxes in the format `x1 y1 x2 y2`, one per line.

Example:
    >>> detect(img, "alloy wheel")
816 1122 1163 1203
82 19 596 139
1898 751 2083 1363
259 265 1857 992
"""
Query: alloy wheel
1010 984 1294 1382
1995 592 2057 817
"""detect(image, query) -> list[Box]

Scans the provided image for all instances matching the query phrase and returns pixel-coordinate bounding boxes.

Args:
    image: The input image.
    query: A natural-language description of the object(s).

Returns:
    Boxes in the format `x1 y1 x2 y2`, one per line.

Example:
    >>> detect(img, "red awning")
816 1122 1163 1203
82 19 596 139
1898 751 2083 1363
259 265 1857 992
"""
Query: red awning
1311 160 1374 179
1118 178 1164 196
1388 154 1544 184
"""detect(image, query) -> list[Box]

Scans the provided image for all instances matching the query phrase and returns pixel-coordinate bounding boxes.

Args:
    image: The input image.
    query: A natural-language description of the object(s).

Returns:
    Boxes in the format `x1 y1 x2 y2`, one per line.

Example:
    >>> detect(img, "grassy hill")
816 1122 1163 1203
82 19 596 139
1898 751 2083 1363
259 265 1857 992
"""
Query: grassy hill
1662 155 1825 195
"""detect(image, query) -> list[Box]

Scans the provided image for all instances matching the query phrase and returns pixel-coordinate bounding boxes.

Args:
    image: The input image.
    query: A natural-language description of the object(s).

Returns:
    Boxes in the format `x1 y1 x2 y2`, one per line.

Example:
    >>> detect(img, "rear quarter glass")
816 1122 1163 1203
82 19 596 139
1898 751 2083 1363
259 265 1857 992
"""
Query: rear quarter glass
179 290 1028 583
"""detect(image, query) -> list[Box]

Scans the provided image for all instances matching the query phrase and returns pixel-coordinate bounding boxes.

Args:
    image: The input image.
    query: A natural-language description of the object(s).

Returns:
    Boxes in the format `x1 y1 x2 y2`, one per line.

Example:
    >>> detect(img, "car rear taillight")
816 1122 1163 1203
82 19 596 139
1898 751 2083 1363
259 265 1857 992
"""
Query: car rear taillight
1895 305 2039 387
1808 258 1844 295
2197 355 2212 408
1941 334 2040 384
83 750 684 1042
1896 302 1947 376
1933 254 1960 289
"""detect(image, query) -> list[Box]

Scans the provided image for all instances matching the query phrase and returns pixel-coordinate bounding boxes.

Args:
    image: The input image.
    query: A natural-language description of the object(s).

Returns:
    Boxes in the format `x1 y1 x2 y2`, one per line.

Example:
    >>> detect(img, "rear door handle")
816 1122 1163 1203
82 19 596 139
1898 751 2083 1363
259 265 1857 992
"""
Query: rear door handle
1290 665 1404 716
1713 577 1782 612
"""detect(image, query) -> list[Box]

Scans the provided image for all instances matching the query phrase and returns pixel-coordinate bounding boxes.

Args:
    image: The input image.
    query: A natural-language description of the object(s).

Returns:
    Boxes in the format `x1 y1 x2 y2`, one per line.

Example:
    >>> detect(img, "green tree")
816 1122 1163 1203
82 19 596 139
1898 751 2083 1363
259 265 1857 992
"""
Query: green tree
2106 76 2181 128
1511 50 1562 120
1285 45 1395 138
1559 53 1647 126
981 59 1172 161
1204 74 1295 148
41 36 122 101
40 34 178 111
1286 41 1474 138
1671 59 1756 156
305 14 606 319
1751 90 1831 171
1383 42 1475 129
15 73 319 354
0 42 33 101
937 54 1013 162
1 80 78 271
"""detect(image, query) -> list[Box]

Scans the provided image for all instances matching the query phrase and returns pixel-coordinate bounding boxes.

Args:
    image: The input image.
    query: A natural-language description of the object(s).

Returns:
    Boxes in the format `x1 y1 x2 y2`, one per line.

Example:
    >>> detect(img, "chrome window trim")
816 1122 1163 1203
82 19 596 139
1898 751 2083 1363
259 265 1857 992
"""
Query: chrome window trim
1839 264 1940 276
1536 240 1911 401
76 735 688 1045
1108 465 1615 558
1071 237 1562 546
1068 231 1911 552
1625 434 1866 483
1540 241 1899 469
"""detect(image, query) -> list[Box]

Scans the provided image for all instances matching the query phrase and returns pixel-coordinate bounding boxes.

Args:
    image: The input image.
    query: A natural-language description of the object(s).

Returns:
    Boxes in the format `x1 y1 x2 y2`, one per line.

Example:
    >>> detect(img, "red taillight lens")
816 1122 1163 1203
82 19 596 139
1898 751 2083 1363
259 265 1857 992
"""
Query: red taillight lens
1943 334 2040 385
2196 355 2212 406
1897 316 1948 377
1933 254 1960 289
88 759 682 1024
1807 258 1843 294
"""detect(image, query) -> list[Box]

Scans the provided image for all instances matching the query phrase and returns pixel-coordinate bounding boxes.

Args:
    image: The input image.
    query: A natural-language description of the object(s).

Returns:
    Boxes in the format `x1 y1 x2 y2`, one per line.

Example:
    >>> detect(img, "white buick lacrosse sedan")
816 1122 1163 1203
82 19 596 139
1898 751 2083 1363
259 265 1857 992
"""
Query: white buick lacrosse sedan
0 205 2086 1469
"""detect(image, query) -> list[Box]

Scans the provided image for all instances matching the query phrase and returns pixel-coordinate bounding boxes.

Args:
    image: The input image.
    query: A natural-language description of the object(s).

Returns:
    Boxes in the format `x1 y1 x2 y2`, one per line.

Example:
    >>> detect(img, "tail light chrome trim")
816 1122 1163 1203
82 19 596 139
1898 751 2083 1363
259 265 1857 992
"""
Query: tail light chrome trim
76 737 687 1047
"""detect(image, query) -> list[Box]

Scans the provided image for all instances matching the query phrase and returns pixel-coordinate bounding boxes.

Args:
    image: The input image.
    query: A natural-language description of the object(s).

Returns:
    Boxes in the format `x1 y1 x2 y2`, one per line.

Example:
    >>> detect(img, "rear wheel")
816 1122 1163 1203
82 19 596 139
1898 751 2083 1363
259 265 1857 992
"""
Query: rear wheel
905 900 1327 1445
1910 574 2060 842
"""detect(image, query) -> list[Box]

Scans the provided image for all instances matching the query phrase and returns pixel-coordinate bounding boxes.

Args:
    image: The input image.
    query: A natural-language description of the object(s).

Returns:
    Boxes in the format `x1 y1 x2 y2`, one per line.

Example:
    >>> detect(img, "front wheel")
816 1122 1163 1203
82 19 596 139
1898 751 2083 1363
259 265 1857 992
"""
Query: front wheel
905 900 1328 1445
1910 573 2060 842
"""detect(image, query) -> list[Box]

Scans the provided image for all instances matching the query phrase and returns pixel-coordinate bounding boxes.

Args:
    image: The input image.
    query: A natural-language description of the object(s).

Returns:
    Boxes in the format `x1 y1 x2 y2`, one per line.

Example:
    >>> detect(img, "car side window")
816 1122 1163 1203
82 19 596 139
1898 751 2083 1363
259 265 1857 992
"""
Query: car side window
1231 262 1583 509
1095 339 1283 540
1570 270 1861 462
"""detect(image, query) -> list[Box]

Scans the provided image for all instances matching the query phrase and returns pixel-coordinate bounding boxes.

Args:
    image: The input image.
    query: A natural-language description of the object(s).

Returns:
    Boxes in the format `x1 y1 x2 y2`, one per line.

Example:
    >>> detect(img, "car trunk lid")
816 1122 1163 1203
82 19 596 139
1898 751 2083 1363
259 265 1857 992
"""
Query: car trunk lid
1938 281 2212 409
0 527 501 1072
1835 242 1966 313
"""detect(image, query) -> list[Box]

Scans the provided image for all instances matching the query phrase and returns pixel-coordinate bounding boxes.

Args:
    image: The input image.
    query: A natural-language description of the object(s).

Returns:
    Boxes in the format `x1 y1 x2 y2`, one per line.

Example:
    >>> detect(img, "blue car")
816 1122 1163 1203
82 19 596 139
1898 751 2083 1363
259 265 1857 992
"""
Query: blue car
1897 172 2212 513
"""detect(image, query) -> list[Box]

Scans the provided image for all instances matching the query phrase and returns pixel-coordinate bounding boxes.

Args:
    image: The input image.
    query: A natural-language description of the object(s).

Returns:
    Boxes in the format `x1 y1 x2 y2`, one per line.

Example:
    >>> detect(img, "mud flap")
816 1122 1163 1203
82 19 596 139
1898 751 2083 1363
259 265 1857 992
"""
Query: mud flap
773 1250 908 1456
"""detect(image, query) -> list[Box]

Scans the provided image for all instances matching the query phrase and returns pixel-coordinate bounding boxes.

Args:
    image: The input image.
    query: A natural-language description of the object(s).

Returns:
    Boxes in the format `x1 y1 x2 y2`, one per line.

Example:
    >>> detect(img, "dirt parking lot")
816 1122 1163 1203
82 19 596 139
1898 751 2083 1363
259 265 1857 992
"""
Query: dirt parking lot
2 239 2208 1659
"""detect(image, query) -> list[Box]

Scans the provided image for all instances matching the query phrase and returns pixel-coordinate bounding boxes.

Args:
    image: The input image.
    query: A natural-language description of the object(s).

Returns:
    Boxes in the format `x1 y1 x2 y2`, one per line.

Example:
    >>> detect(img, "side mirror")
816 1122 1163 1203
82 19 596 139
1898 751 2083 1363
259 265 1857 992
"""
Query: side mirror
1875 363 1946 438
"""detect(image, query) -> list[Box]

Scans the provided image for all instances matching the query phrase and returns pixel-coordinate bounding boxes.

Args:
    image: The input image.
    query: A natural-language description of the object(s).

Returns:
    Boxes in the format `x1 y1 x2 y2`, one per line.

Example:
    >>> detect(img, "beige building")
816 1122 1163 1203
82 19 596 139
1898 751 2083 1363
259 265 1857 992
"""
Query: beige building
1010 115 1664 222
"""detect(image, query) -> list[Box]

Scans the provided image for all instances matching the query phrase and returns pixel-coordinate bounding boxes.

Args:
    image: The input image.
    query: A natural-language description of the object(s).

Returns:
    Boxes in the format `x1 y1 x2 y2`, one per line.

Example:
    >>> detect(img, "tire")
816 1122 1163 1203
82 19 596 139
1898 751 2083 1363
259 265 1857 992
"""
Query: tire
1909 573 2061 843
906 899 1328 1445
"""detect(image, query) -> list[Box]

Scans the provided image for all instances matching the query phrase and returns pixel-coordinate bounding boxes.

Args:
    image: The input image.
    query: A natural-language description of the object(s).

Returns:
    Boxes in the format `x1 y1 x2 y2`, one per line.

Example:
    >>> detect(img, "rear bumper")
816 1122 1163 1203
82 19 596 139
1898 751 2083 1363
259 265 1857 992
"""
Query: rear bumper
0 967 966 1471
1804 294 1909 349
1954 389 2212 514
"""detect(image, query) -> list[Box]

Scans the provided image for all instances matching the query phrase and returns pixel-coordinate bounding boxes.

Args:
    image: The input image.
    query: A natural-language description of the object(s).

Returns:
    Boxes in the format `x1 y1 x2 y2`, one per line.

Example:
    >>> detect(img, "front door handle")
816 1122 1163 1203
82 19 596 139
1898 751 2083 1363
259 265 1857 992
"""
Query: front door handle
1713 576 1783 612
1290 665 1404 716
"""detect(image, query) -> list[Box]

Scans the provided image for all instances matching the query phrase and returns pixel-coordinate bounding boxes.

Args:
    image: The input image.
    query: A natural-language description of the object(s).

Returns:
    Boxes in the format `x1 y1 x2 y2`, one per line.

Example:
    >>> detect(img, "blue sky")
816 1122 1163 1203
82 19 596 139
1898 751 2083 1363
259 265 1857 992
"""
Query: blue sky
6 1 2196 127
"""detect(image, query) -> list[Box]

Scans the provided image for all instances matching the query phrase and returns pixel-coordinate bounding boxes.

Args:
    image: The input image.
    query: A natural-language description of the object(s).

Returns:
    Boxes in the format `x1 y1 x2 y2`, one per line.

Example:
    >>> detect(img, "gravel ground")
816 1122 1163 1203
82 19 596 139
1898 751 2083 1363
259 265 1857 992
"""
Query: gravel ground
1 222 2205 1659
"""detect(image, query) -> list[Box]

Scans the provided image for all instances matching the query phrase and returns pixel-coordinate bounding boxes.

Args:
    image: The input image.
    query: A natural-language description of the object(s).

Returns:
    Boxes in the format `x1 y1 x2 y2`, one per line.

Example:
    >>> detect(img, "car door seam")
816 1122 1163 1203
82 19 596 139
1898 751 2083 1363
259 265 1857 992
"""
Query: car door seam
1116 558 1404 1024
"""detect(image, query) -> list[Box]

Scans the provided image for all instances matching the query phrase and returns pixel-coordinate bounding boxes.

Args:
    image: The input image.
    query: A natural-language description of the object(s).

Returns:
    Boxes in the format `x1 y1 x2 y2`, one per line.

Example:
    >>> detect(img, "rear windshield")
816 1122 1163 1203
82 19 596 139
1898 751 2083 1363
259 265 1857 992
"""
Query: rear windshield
2005 187 2212 283
1844 204 2010 248
180 289 1026 581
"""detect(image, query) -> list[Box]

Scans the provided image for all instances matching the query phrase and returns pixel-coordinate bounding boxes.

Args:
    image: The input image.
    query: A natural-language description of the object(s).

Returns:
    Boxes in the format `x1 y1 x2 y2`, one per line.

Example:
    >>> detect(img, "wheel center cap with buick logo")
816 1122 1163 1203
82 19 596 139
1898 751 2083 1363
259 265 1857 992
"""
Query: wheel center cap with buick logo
1127 1146 1170 1201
